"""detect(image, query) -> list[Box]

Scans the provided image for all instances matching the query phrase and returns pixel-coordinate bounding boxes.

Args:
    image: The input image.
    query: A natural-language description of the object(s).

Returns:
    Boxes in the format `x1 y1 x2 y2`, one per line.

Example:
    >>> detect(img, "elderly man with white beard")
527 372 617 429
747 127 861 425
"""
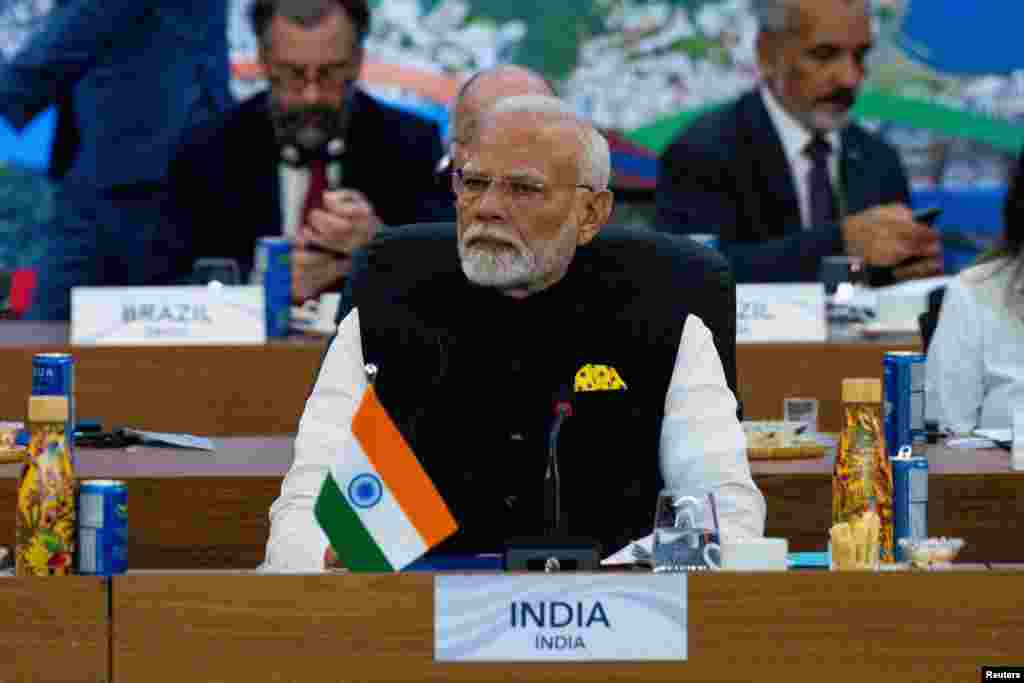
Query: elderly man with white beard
262 96 766 572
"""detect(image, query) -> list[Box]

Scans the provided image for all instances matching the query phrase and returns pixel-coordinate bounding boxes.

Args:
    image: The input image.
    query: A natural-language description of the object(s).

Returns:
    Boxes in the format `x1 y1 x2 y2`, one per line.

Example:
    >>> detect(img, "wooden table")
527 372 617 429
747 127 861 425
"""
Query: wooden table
0 322 918 435
0 323 326 436
2 440 1019 569
0 438 286 569
735 336 920 430
756 443 1024 563
110 571 1024 683
0 576 109 683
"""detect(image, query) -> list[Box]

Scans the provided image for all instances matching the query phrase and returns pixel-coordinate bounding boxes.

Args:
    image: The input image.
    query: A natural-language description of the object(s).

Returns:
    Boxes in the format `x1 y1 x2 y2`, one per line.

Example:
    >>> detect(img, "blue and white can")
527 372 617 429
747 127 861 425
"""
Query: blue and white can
892 448 928 562
77 480 128 576
254 237 291 338
884 351 926 458
31 353 75 456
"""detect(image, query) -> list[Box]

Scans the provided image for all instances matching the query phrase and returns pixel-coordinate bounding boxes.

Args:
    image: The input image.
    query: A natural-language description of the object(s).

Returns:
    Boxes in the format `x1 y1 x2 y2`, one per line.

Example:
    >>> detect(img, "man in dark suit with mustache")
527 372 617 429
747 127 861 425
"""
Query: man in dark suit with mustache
169 0 450 303
655 0 943 284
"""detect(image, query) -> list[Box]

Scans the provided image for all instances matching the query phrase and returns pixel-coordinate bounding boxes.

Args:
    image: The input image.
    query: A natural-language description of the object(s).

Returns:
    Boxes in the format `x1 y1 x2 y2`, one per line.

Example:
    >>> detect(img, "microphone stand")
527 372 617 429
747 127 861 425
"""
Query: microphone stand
544 400 572 537
504 397 601 572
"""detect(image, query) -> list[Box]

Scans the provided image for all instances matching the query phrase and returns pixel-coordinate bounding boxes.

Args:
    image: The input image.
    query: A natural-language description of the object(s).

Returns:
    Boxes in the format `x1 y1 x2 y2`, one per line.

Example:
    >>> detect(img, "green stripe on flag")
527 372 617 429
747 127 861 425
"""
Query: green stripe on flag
315 472 394 572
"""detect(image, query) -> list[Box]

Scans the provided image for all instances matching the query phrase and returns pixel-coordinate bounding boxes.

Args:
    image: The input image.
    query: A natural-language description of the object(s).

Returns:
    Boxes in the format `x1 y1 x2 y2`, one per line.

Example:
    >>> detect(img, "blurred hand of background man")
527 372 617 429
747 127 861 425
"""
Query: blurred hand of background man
291 247 351 303
841 203 944 281
301 188 380 255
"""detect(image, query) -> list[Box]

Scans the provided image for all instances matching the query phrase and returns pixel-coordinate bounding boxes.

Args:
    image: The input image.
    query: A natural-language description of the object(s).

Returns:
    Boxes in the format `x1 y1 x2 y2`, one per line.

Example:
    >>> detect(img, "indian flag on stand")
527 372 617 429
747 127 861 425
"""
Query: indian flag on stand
314 385 458 571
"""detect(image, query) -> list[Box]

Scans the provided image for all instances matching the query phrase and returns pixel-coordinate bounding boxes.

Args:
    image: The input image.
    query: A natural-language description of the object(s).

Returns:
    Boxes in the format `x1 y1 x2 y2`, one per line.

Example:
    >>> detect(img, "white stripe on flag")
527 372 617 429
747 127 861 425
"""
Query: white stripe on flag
331 435 429 569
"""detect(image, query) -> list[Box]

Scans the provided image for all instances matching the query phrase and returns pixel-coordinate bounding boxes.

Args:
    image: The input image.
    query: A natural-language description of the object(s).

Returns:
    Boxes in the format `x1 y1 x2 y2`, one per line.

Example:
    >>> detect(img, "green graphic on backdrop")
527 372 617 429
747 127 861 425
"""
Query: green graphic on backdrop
5 0 1023 270
377 0 1020 189
628 90 1024 156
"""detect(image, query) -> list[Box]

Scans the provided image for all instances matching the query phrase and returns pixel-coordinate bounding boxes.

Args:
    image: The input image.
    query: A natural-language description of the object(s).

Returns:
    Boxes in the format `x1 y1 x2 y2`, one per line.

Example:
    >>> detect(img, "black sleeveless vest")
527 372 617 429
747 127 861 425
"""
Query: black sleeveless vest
354 225 695 555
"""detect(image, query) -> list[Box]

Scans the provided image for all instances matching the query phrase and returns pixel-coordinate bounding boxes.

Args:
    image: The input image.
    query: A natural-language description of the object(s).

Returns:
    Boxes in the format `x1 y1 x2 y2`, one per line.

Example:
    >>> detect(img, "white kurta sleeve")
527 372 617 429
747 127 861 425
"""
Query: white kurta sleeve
660 315 767 540
261 309 367 572
926 277 984 434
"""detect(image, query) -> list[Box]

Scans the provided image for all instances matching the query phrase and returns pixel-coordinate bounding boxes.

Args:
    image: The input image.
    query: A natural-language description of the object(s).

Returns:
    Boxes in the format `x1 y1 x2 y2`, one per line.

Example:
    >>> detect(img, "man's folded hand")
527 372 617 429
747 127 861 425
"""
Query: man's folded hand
291 247 351 303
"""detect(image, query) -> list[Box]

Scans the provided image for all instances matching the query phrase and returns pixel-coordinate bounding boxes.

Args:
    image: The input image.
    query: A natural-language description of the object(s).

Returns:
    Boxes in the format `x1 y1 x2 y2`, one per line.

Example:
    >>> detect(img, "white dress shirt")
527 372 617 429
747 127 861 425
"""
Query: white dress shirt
262 309 767 572
760 87 841 229
926 258 1024 433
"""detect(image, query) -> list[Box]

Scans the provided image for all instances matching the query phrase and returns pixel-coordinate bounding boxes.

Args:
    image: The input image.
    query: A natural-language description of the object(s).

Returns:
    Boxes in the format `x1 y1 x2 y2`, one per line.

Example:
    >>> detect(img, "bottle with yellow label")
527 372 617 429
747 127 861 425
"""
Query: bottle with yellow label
16 396 76 576
832 378 894 565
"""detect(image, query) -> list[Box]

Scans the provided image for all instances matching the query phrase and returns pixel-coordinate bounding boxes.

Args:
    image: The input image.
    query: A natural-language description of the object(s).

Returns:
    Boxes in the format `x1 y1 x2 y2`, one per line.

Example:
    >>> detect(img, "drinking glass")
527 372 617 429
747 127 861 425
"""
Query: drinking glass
652 489 721 572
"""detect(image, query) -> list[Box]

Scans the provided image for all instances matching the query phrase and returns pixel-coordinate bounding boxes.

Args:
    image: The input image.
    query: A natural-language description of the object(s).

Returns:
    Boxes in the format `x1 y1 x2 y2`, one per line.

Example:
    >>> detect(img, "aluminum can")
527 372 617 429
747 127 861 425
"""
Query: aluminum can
883 351 926 458
31 353 75 459
892 449 928 562
77 480 128 576
254 237 291 338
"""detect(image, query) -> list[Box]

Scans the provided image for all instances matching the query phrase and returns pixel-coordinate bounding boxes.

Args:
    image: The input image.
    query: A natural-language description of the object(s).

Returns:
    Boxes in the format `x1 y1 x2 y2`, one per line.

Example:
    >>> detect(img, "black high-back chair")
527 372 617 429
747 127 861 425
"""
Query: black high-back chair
645 229 738 401
918 286 947 354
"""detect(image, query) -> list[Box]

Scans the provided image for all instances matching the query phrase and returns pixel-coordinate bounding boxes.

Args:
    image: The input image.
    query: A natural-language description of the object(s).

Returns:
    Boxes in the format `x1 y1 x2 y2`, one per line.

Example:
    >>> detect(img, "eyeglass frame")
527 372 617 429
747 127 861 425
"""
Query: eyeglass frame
452 168 597 205
263 58 360 93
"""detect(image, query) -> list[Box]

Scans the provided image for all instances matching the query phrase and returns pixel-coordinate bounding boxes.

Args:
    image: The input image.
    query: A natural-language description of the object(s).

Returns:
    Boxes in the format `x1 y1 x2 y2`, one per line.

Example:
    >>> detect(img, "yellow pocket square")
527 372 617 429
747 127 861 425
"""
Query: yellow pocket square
574 364 628 392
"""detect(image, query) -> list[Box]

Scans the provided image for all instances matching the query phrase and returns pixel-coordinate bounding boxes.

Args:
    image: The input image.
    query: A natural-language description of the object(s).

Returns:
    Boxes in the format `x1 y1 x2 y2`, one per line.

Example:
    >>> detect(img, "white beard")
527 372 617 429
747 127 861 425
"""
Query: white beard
458 221 576 291
458 224 536 288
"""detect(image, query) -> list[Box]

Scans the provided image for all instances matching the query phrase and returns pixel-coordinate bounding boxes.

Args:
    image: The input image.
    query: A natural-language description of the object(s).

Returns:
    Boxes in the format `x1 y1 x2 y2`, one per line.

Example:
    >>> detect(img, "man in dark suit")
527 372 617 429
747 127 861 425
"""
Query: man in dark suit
655 0 943 284
169 0 451 302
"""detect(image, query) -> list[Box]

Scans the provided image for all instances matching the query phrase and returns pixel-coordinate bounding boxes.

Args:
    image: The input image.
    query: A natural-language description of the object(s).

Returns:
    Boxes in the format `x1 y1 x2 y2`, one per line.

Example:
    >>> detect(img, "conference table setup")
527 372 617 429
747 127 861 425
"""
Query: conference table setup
0 322 918 435
1 438 1021 568
3 320 1024 682
6 0 1024 674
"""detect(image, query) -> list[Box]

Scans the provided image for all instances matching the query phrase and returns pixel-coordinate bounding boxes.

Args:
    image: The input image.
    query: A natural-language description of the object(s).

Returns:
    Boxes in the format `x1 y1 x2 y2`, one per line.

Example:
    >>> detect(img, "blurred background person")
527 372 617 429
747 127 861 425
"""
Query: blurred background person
169 0 451 304
0 0 233 320
439 64 555 180
654 0 942 285
926 152 1024 434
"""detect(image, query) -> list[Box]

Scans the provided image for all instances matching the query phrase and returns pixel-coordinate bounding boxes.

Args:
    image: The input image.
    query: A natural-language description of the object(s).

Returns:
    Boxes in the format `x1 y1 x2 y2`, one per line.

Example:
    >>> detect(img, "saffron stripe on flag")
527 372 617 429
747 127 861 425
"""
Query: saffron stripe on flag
352 386 458 548
315 472 393 572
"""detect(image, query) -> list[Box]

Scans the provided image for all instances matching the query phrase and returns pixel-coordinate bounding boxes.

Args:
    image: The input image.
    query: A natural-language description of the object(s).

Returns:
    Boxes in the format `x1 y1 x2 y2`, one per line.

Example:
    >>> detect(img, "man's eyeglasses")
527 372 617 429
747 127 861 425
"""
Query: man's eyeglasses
453 168 595 205
265 60 359 93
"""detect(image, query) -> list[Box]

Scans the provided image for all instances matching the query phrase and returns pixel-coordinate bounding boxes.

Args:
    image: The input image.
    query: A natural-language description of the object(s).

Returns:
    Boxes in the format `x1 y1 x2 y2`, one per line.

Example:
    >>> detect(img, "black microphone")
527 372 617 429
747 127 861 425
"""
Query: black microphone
504 386 600 572
544 394 573 536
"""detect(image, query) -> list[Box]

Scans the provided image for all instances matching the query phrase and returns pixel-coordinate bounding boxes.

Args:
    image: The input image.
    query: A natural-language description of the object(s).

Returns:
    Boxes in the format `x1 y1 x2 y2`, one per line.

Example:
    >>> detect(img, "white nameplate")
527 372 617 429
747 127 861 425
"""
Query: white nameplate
71 285 266 346
434 574 686 662
736 283 826 342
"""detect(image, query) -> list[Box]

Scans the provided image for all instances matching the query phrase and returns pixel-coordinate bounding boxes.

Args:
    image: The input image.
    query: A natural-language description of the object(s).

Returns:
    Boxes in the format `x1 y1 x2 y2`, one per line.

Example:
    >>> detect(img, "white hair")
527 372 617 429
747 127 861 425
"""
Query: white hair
752 0 868 33
488 94 610 191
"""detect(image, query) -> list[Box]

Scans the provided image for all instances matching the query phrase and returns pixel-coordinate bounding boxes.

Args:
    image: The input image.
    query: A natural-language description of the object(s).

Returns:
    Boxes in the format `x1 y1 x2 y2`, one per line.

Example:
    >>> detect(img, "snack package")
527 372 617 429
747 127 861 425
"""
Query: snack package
830 510 882 570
